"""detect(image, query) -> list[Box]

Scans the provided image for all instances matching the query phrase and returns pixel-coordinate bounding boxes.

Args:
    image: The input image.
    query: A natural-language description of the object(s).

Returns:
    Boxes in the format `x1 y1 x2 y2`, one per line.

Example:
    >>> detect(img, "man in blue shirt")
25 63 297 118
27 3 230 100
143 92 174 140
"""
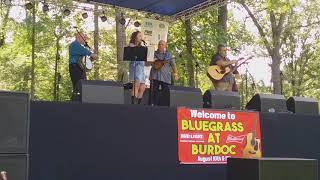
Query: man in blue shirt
149 40 178 106
69 32 97 100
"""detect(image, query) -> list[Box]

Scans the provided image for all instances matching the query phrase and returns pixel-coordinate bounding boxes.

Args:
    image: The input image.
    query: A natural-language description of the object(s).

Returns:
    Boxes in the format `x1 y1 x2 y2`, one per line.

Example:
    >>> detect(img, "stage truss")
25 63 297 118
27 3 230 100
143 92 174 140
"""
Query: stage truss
3 0 229 22
89 0 228 22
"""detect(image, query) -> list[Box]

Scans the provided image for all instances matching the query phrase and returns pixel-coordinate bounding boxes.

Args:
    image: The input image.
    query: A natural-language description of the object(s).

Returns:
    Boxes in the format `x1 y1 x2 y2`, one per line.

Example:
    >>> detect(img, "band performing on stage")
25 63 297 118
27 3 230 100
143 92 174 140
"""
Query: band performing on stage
68 31 244 104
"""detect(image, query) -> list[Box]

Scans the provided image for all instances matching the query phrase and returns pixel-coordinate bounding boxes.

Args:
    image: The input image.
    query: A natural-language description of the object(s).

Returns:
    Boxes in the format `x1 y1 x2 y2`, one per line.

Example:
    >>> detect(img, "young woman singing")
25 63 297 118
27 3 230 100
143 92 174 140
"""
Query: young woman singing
128 31 146 104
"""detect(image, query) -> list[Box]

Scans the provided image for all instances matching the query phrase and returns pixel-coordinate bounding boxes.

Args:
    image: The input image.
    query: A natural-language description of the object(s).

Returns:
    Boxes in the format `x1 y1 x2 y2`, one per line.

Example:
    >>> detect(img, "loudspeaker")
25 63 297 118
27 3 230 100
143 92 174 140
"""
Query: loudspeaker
0 154 28 180
0 91 29 154
227 158 318 180
287 96 319 115
245 93 287 112
161 86 203 108
203 90 240 110
80 80 124 104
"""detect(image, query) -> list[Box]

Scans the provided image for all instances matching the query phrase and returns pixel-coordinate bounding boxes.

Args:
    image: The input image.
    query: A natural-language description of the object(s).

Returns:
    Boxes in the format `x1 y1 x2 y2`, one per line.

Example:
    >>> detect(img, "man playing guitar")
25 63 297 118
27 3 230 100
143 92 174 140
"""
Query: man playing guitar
69 32 98 100
208 44 240 92
149 40 178 106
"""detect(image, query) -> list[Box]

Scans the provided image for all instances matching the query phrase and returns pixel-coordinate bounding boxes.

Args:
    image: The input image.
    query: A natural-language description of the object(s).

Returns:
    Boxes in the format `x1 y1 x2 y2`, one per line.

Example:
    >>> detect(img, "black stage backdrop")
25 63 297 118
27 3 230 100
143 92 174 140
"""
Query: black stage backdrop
29 101 320 180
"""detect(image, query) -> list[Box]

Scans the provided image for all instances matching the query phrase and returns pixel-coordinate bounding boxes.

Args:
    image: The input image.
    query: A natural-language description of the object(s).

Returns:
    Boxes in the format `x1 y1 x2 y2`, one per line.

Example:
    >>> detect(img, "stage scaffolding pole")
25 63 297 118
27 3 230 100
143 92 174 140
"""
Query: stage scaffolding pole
30 3 36 99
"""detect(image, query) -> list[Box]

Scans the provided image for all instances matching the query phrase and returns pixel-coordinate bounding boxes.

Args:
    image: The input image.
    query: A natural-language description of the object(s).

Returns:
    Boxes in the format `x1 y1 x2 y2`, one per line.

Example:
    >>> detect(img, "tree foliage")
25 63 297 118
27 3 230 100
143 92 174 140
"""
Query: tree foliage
0 0 319 105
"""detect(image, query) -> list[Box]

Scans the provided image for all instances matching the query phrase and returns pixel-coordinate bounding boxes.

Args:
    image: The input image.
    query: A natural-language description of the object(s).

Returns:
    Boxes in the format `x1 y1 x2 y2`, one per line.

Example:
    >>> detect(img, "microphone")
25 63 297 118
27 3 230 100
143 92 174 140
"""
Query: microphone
141 40 147 45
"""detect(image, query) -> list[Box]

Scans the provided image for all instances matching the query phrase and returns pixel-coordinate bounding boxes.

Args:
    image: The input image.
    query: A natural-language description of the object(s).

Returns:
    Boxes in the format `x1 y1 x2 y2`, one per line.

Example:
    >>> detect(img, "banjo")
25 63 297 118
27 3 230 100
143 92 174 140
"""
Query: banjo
78 55 93 72
75 28 95 72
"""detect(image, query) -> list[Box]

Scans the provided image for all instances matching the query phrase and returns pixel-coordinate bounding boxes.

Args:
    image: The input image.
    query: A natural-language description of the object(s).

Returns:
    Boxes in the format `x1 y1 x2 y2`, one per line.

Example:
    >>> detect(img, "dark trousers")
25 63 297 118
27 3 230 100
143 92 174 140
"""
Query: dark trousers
69 64 86 100
150 80 170 106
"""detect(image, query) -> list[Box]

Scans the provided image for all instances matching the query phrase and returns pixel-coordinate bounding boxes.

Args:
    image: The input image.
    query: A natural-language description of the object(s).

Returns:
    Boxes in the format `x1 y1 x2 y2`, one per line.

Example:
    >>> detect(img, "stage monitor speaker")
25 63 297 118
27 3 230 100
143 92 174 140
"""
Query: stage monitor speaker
245 93 287 112
287 96 319 115
227 158 318 180
203 90 240 110
80 80 124 104
0 91 29 154
0 154 28 180
161 86 203 108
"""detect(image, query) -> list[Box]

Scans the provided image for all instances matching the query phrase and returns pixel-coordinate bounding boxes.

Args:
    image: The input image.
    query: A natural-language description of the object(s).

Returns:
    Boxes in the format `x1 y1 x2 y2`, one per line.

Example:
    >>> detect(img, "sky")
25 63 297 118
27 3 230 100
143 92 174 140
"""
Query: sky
228 3 271 85
6 1 272 85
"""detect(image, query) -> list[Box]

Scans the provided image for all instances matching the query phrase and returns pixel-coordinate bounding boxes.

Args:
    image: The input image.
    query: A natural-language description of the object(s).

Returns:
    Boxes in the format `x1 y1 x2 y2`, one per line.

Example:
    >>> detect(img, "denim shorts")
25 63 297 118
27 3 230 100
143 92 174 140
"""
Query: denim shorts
129 61 145 83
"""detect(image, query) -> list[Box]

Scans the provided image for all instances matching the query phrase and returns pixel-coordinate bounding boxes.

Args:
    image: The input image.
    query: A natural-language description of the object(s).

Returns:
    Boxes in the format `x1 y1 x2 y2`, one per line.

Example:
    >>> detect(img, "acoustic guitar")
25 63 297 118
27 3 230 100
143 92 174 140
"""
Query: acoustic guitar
242 115 262 158
207 56 253 80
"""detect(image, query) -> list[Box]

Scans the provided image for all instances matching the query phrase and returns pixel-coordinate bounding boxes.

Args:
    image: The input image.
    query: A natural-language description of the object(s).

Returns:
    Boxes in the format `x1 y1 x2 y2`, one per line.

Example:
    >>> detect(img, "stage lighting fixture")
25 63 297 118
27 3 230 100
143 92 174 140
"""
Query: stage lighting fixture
25 2 33 10
42 3 49 13
82 12 88 19
134 21 141 27
100 15 107 22
119 13 126 25
63 9 71 16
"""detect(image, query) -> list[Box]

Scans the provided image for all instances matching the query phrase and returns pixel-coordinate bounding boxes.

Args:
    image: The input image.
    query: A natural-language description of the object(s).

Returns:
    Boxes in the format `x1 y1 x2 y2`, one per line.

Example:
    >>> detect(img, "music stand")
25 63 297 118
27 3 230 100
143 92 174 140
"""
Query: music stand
123 46 148 103
124 46 148 61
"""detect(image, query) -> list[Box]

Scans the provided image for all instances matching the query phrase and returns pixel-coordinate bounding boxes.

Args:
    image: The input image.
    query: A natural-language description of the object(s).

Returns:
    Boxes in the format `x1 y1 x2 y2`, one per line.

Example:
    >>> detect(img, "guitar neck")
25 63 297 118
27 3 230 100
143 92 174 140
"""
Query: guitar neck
252 115 257 138
231 56 253 73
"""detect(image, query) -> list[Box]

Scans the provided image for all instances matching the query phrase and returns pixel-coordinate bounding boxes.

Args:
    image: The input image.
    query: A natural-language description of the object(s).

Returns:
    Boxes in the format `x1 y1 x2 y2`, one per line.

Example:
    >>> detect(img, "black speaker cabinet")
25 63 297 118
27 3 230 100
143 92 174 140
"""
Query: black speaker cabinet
203 90 240 110
227 158 318 180
80 80 124 104
160 86 203 108
246 93 287 112
287 96 319 115
0 91 29 154
0 154 28 180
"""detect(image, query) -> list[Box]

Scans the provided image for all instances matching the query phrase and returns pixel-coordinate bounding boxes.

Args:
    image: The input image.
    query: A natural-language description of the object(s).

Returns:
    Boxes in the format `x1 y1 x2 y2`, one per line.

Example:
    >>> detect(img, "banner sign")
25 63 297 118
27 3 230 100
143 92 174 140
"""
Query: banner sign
177 108 262 164
142 18 169 48
141 18 169 62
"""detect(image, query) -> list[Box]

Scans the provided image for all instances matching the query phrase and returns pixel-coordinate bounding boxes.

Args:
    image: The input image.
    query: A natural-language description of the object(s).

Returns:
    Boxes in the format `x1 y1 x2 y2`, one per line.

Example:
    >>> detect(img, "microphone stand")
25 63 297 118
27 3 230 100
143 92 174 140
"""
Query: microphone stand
280 71 283 95
244 63 249 103
133 53 137 102
195 61 200 88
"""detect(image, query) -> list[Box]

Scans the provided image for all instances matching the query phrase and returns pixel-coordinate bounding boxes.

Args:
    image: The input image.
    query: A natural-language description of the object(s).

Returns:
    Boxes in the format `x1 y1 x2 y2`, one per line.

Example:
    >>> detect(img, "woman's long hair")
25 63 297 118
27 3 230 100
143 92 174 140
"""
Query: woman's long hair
129 31 142 46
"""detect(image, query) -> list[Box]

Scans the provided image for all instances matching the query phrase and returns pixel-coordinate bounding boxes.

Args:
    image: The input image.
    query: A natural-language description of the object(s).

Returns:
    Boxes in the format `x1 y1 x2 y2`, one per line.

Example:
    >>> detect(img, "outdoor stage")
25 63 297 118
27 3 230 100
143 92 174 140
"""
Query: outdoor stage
29 101 320 180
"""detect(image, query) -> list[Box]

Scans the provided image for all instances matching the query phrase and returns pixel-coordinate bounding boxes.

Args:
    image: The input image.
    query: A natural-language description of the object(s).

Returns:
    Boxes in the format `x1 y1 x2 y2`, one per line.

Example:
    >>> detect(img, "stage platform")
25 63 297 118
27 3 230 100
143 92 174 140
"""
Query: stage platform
29 101 320 180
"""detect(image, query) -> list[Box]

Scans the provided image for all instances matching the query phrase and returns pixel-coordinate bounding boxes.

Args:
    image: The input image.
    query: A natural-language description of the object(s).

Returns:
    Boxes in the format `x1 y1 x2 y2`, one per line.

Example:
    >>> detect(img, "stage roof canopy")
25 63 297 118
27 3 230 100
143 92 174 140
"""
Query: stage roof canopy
91 0 225 18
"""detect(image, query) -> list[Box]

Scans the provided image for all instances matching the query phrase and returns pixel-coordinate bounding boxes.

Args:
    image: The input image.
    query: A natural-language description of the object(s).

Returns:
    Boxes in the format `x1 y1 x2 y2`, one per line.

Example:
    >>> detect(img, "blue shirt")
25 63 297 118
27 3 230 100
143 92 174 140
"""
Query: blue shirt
150 50 175 84
69 40 92 64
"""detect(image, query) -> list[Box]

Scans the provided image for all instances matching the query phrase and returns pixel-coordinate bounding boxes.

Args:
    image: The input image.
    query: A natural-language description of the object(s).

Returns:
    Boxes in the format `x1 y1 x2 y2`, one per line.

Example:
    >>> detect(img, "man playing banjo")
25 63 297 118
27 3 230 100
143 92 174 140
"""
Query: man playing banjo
69 32 98 100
